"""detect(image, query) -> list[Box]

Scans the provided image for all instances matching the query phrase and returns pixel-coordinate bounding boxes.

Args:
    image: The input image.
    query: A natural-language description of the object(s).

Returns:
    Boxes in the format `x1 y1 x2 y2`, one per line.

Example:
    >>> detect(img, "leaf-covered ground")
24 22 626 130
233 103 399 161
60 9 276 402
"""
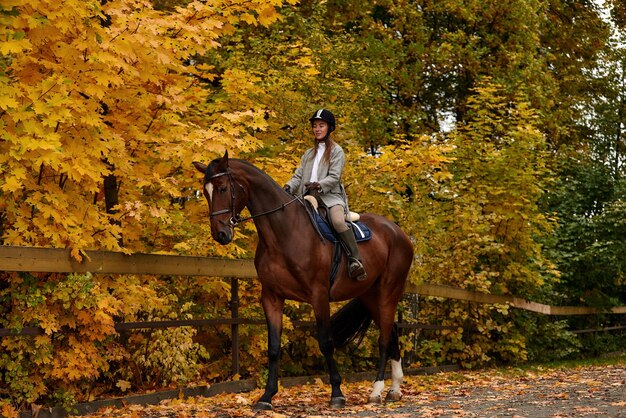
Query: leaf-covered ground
77 359 626 417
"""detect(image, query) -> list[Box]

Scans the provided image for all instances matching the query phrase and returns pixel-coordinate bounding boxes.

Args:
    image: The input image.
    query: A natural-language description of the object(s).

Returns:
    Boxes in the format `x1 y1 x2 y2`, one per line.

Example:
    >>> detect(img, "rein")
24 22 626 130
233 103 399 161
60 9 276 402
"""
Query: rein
207 169 300 227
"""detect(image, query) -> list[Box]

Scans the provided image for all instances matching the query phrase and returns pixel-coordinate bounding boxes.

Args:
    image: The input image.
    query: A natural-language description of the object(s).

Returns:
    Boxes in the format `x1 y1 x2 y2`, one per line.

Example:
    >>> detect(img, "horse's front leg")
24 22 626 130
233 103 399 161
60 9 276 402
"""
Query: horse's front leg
253 289 285 411
312 292 345 408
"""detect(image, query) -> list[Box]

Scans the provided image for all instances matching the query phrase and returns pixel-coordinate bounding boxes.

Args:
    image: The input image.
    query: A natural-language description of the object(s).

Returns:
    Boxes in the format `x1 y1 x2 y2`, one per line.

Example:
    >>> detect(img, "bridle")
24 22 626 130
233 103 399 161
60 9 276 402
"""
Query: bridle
206 169 300 227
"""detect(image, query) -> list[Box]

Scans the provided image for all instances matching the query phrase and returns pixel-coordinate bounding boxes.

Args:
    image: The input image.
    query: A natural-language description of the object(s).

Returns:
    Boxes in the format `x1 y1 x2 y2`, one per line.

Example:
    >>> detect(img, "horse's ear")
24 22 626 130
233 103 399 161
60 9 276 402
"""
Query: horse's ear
193 161 207 174
215 150 229 171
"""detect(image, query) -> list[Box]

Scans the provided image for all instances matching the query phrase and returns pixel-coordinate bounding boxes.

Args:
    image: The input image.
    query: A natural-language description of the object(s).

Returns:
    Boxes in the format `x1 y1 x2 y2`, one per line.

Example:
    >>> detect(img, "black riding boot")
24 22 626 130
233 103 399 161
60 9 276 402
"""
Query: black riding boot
338 230 367 281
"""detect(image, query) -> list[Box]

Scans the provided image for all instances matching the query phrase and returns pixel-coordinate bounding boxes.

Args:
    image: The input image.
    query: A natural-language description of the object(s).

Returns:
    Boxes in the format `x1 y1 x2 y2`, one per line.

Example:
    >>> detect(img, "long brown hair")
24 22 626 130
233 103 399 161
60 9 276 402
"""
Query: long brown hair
310 137 335 164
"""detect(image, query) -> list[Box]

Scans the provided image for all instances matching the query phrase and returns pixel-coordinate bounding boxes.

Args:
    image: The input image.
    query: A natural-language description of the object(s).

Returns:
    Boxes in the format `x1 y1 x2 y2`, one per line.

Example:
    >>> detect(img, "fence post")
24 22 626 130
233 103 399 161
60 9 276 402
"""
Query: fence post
230 277 240 376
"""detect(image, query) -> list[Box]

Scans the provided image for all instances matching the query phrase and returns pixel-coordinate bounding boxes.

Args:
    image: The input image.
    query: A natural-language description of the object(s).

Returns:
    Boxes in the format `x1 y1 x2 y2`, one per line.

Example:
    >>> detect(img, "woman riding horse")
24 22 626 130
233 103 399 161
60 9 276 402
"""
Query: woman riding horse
283 108 366 281
193 148 413 410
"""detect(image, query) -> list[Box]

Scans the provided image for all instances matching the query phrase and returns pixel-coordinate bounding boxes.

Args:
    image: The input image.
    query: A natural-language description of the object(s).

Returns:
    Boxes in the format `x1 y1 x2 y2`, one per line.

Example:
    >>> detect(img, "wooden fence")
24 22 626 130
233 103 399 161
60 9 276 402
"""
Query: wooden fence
1 245 625 374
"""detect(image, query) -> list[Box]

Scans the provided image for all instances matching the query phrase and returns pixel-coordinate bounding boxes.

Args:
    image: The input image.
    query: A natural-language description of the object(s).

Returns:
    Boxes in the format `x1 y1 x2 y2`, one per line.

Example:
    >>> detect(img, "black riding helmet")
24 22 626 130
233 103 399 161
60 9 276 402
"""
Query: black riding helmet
309 109 336 133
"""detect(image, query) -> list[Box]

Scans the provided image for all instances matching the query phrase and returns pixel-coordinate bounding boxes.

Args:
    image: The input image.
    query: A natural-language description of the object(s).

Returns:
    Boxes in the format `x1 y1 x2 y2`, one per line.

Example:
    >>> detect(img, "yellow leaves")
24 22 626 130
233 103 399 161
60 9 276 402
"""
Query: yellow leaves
155 49 173 65
116 379 132 392
258 6 280 26
0 92 19 110
1 175 23 193
225 4 281 27
80 110 104 127
240 13 257 25
6 0 288 251
303 66 322 77
221 68 262 94
70 247 83 262
149 205 169 222
39 314 61 335
0 403 18 418
0 36 32 55
51 335 102 381
0 78 21 110
294 54 320 75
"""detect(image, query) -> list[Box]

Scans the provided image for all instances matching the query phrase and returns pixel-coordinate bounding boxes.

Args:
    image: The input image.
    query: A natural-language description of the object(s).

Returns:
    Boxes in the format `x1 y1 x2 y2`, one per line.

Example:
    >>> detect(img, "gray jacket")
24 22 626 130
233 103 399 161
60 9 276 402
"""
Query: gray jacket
285 142 348 210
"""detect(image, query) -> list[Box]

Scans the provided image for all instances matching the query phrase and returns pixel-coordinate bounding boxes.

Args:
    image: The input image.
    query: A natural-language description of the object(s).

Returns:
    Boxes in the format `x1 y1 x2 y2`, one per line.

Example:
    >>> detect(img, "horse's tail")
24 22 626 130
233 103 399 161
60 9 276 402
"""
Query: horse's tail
331 299 372 348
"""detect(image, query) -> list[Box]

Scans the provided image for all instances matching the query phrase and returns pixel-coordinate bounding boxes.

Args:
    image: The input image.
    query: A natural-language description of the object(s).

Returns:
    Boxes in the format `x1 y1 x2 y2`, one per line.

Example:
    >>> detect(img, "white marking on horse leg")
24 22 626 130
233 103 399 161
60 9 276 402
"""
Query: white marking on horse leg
390 359 403 393
205 183 213 204
369 380 385 403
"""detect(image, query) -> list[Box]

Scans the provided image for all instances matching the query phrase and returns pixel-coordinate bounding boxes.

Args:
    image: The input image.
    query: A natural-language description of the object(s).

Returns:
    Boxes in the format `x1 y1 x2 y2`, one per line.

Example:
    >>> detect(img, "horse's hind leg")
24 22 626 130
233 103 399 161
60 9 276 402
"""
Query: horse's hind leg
368 323 403 403
368 337 387 404
386 325 403 402
358 283 405 404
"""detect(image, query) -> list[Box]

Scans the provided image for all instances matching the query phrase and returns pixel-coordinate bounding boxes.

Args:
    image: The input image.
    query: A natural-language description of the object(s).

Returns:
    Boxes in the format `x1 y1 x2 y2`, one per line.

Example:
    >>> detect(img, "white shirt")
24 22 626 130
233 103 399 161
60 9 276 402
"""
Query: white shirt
309 142 326 183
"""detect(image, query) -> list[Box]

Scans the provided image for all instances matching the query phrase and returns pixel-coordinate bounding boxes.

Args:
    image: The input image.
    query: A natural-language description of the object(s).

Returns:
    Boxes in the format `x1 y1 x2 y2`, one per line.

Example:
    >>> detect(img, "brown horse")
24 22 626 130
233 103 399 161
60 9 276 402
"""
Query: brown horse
193 152 413 410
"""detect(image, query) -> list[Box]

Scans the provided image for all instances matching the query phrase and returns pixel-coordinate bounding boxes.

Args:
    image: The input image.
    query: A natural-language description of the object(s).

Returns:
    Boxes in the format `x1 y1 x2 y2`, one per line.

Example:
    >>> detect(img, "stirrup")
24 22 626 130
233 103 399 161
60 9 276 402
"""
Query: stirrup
349 258 367 281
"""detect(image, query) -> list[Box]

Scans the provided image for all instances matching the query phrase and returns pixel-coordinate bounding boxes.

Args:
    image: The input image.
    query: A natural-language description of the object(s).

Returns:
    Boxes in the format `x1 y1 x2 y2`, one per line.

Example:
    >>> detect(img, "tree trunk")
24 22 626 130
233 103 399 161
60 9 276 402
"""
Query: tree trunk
103 167 123 247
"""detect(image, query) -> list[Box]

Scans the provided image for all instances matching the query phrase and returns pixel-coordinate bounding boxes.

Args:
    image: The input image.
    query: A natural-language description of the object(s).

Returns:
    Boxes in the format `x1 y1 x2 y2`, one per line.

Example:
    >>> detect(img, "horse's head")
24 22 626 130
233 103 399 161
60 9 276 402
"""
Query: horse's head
193 151 247 245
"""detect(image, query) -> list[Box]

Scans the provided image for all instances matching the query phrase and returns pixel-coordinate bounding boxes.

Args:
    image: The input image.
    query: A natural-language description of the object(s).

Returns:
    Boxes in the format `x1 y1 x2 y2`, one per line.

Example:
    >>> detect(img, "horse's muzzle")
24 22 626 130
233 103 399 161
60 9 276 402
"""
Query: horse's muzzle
215 228 233 245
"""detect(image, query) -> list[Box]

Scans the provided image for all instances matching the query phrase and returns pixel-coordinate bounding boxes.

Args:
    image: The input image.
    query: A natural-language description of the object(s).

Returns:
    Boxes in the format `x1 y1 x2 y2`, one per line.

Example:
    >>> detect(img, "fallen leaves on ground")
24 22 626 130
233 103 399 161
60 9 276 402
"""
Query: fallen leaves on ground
77 360 626 417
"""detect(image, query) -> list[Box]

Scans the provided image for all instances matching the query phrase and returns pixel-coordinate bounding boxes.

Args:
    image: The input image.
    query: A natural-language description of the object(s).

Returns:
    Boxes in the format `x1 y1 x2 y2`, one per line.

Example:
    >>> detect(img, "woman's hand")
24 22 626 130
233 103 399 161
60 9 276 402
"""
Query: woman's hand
305 182 321 192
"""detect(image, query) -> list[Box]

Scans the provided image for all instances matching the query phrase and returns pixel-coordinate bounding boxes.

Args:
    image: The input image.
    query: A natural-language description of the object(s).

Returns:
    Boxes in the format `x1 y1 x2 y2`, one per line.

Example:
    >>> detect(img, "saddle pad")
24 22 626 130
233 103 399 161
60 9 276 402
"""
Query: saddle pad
314 212 372 243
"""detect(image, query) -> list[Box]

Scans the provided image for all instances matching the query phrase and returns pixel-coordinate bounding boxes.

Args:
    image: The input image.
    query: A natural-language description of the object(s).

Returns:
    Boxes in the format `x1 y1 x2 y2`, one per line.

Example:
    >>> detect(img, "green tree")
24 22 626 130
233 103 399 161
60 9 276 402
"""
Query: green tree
412 81 556 366
542 0 626 341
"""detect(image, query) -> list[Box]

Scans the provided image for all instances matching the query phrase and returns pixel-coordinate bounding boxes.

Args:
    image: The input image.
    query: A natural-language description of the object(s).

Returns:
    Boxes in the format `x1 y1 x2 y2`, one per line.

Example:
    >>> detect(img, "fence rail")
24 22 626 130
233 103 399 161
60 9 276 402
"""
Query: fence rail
2 245 625 374
406 283 626 315
0 245 257 277
3 246 624 315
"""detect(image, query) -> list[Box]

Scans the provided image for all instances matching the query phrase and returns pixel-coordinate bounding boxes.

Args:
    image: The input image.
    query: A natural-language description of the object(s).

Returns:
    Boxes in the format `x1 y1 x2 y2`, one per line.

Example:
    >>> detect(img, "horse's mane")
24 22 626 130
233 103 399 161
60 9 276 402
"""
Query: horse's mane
206 157 282 190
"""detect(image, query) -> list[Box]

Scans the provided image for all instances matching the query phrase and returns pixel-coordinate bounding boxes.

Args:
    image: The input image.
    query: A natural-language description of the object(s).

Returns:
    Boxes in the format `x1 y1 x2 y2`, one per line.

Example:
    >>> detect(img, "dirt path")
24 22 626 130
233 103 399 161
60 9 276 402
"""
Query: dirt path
372 364 626 417
78 362 626 417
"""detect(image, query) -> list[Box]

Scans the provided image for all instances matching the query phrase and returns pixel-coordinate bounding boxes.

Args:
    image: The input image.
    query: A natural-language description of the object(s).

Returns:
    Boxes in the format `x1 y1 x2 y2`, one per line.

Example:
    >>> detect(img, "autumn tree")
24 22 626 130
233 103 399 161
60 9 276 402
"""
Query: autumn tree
412 81 556 366
1 0 625 413
0 0 294 411
0 0 294 255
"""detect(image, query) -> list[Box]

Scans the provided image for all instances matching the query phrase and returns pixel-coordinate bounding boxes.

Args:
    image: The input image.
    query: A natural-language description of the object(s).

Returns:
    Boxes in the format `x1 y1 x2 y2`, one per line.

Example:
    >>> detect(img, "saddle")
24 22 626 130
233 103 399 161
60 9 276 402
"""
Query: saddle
303 195 372 243
302 195 372 286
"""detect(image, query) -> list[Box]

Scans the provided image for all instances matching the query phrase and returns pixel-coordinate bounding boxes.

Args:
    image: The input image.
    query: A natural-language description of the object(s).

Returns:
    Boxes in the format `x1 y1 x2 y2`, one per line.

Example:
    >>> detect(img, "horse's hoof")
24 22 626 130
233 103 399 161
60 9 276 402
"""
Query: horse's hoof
385 391 403 402
252 401 273 411
329 396 346 408
368 394 383 404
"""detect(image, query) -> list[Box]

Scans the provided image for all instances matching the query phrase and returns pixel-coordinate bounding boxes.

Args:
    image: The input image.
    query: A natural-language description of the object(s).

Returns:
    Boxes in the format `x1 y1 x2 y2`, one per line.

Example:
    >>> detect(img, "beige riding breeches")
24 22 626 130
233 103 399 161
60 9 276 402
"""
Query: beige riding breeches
329 205 349 233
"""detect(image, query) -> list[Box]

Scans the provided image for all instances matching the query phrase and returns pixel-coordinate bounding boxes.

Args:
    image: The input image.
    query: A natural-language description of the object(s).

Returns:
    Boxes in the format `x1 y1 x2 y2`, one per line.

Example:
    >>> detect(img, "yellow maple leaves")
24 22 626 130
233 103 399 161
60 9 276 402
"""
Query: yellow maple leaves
0 36 32 55
0 0 292 253
0 0 432 411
